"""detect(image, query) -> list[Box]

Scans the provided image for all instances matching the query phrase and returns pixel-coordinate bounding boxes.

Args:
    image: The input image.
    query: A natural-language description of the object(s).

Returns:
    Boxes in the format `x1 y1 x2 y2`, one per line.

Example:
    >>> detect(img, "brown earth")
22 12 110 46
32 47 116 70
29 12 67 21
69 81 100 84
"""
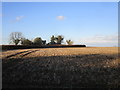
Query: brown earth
1 47 120 88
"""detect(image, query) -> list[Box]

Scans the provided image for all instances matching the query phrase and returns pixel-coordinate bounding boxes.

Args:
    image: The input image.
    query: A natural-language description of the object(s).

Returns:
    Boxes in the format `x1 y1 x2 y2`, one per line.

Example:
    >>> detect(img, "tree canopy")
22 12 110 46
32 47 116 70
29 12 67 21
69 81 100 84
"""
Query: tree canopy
66 40 73 45
33 37 42 45
9 32 75 46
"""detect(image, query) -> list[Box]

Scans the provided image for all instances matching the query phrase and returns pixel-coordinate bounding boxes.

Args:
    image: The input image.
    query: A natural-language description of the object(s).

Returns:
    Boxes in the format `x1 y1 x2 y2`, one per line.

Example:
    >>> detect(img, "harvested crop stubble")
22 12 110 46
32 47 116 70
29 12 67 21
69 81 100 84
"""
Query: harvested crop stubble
2 47 119 88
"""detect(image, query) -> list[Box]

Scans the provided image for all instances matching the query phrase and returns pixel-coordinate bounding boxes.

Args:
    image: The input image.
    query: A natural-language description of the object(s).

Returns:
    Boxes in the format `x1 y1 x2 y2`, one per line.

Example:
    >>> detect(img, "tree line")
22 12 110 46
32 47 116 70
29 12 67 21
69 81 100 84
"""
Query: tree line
9 32 73 45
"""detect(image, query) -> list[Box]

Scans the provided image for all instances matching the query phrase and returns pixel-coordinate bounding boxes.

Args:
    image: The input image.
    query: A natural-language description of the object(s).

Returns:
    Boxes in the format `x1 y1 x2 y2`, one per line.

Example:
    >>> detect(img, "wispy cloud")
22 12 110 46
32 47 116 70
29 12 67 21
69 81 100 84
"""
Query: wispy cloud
87 35 118 43
15 16 24 21
56 16 65 20
75 34 118 46
11 16 24 23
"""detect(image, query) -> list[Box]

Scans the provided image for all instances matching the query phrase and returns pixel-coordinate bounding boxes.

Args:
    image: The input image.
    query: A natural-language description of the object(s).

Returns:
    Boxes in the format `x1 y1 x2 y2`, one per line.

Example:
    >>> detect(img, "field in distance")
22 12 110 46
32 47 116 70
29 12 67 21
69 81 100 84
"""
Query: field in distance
2 47 120 88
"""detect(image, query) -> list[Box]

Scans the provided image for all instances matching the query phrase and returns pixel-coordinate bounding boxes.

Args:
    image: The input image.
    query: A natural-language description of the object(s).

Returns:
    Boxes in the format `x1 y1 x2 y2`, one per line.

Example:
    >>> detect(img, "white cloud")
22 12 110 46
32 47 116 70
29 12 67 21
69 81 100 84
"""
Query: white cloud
56 16 65 20
88 35 118 43
15 16 24 21
75 34 118 46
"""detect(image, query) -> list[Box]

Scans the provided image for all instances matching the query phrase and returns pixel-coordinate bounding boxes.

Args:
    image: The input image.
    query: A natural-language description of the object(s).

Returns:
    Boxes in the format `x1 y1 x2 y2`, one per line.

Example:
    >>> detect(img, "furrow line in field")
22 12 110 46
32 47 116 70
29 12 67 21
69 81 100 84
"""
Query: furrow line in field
19 50 39 57
4 50 39 59
4 50 32 59
2 50 40 70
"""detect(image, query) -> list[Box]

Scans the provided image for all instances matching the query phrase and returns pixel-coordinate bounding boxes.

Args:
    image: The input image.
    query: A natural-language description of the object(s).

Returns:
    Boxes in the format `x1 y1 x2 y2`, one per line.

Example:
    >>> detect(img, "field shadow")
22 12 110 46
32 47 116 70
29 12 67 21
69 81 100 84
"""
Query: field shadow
2 54 119 88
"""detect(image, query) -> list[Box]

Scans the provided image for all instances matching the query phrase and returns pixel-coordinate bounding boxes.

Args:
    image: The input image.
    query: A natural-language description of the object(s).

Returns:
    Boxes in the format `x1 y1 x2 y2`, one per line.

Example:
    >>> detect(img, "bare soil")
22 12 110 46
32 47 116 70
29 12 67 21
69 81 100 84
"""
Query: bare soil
2 47 120 88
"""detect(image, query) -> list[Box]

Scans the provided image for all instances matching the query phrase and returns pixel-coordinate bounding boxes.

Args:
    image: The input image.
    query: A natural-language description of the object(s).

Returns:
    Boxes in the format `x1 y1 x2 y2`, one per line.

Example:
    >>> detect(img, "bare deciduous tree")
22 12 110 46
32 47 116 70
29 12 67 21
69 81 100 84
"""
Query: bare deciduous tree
9 32 23 45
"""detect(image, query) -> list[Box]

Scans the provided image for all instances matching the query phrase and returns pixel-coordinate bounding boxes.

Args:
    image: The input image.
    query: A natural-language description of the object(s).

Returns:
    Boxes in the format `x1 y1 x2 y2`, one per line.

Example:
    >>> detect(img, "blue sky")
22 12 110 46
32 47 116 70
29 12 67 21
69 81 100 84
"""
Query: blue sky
2 2 118 46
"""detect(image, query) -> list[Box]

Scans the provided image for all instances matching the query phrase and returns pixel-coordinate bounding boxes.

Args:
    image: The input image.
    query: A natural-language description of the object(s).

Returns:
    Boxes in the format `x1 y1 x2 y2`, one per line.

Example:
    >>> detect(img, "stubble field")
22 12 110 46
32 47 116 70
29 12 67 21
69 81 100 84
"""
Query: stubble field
2 47 120 88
